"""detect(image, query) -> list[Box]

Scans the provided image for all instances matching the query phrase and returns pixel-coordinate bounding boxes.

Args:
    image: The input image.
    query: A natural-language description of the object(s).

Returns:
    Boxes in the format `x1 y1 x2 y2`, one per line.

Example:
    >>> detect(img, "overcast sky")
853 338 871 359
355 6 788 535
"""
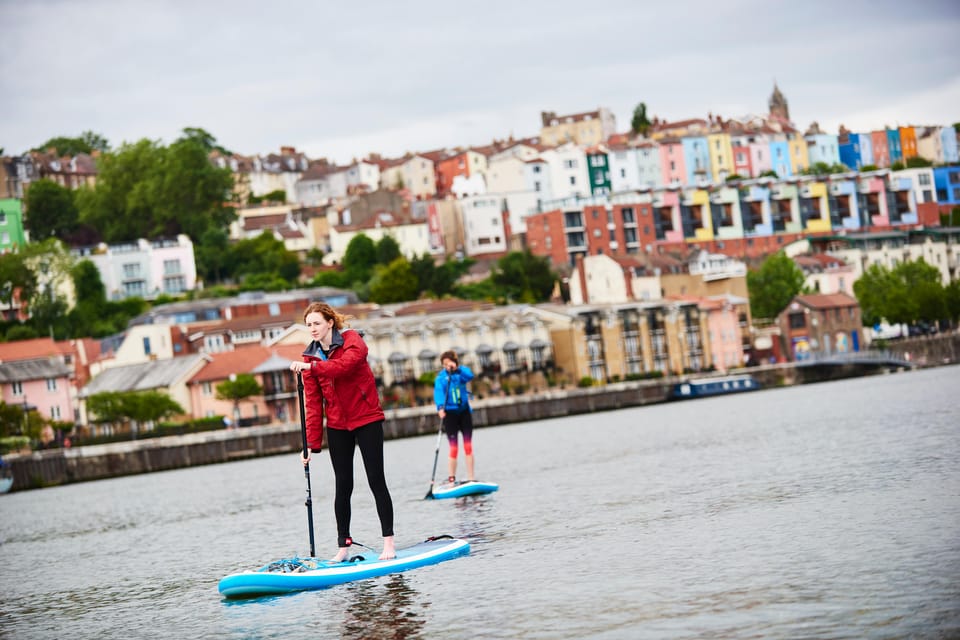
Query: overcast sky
2 0 958 164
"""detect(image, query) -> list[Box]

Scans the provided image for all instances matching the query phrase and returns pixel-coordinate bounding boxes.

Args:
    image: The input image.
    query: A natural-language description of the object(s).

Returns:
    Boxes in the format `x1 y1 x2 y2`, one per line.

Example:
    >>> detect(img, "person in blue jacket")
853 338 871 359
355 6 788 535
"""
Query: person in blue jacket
433 350 475 484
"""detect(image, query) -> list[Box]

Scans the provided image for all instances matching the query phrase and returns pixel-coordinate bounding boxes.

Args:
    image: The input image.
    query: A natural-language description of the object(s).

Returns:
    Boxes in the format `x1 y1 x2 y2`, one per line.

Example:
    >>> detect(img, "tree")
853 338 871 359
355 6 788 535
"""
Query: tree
375 235 402 266
227 231 300 287
75 132 233 243
195 228 231 285
34 131 109 156
905 156 933 168
342 234 377 283
631 102 652 137
860 164 879 172
86 390 184 437
758 170 779 178
0 251 37 312
490 250 556 303
853 259 946 327
802 162 849 176
369 257 420 303
247 189 287 205
216 374 263 424
23 179 79 241
746 252 806 319
178 127 227 154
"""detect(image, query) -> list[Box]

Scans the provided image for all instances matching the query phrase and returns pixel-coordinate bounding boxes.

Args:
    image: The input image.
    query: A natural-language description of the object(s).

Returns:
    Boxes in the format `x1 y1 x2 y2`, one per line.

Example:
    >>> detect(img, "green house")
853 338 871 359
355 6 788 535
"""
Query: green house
0 199 27 251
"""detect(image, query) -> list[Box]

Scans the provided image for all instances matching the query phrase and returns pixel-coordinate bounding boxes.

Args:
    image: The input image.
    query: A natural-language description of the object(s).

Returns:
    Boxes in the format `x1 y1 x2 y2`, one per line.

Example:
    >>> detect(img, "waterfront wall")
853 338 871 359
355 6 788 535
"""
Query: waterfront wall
6 340 955 493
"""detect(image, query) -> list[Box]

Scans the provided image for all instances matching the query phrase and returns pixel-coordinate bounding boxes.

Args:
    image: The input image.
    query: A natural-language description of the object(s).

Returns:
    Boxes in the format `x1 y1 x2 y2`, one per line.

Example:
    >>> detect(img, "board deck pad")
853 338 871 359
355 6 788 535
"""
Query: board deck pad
430 480 499 500
219 536 469 598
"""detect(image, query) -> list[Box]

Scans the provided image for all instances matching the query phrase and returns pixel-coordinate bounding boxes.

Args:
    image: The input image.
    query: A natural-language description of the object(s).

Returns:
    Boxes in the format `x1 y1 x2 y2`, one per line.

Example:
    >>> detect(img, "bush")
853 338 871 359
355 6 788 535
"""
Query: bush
0 436 30 454
577 376 594 388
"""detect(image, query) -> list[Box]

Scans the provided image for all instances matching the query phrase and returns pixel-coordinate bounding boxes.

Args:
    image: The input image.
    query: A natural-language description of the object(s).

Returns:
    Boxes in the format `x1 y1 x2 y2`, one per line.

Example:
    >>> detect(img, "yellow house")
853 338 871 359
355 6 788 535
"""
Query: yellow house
707 132 735 182
533 301 712 382
540 108 616 147
788 132 809 174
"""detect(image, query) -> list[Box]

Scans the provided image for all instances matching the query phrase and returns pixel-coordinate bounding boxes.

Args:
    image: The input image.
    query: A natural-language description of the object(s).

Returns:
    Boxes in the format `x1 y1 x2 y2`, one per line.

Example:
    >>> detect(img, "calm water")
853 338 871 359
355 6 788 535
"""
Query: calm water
2 366 959 639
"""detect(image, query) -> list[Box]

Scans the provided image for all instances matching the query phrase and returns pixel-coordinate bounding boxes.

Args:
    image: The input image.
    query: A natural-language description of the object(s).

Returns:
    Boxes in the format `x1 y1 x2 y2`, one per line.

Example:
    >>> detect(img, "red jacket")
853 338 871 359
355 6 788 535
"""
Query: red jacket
301 328 384 450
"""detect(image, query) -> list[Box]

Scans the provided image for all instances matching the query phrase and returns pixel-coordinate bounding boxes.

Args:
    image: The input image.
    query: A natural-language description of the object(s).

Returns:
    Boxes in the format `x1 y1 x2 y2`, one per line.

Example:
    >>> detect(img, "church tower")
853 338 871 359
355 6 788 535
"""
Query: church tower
768 82 790 123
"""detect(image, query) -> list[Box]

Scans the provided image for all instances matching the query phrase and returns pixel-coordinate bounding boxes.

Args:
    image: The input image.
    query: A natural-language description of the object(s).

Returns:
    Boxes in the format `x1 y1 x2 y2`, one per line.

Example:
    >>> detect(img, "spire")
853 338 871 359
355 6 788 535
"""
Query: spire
768 81 790 123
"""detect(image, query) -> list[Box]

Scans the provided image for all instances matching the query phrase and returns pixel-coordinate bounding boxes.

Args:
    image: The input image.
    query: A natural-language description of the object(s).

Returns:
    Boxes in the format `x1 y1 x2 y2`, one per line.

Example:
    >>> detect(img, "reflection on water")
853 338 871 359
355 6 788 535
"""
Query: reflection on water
341 574 427 640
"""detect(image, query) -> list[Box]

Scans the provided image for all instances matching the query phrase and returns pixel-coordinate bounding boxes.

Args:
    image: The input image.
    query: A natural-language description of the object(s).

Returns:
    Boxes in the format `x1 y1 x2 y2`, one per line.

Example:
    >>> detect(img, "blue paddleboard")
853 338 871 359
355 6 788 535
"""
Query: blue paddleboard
218 536 469 598
430 480 499 500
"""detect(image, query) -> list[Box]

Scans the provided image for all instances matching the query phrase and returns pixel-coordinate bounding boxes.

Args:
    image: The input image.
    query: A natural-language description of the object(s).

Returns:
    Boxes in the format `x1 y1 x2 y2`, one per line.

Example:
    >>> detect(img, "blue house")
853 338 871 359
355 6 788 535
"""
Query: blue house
770 140 792 178
941 128 960 164
682 137 712 185
886 129 903 165
839 133 873 170
934 166 960 205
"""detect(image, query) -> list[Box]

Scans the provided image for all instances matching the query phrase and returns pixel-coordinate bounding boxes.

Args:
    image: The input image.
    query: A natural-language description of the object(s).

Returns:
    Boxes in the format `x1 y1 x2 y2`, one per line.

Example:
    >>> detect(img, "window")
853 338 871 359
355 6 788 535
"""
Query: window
47 378 58 391
569 176 576 185
789 313 806 329
143 337 151 355
123 263 141 278
563 159 578 169
51 405 62 420
12 381 23 396
163 259 181 275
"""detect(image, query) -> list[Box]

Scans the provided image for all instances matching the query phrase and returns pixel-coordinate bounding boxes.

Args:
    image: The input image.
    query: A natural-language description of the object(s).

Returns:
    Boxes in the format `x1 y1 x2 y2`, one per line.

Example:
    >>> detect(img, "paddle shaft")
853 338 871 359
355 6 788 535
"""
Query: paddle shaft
425 421 444 499
297 373 316 557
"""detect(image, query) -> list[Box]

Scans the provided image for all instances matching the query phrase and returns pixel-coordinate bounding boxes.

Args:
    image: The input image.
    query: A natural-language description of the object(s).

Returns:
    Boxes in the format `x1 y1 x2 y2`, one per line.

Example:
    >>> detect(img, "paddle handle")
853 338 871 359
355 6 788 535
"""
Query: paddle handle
297 373 316 557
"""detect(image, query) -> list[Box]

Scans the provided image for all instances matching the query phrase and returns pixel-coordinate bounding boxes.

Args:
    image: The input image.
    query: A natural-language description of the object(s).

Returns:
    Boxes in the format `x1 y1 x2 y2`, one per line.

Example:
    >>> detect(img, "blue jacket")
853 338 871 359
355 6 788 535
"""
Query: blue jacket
434 365 474 412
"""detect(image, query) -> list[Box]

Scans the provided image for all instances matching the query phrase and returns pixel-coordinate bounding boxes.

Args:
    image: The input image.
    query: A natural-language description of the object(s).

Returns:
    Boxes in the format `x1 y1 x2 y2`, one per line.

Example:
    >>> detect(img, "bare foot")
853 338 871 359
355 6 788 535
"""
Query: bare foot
379 536 396 560
330 547 350 563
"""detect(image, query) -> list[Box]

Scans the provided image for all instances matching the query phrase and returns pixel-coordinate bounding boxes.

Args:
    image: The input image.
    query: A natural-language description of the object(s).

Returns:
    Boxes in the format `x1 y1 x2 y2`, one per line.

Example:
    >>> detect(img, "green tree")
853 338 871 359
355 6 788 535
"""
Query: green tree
369 257 419 303
905 156 933 168
76 131 233 243
375 235 402 265
124 390 185 436
34 131 109 156
86 390 184 437
247 189 287 205
148 134 235 238
228 231 300 287
758 169 779 178
490 250 556 303
853 259 945 326
802 162 849 176
195 228 231 285
746 252 806 319
342 234 377 283
860 164 879 172
631 102 652 137
0 251 37 311
216 374 263 424
23 179 79 241
177 127 231 155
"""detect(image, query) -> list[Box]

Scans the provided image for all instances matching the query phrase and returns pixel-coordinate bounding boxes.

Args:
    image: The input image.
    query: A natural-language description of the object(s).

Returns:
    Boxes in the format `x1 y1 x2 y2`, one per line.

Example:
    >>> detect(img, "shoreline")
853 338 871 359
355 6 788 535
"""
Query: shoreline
6 348 943 493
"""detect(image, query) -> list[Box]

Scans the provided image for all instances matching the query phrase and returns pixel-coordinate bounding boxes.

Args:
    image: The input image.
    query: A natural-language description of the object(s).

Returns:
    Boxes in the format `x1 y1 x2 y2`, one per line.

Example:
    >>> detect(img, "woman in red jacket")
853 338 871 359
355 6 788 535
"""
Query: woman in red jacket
290 302 395 561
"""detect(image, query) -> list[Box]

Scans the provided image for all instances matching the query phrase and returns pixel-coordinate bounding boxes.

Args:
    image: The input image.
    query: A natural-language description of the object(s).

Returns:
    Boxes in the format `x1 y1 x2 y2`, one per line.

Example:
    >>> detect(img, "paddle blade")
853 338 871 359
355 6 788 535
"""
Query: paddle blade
424 486 435 500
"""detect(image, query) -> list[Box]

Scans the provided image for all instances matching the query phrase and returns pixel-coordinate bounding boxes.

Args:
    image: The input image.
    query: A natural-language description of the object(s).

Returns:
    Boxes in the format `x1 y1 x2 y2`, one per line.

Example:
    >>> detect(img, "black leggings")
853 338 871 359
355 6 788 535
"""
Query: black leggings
326 421 394 548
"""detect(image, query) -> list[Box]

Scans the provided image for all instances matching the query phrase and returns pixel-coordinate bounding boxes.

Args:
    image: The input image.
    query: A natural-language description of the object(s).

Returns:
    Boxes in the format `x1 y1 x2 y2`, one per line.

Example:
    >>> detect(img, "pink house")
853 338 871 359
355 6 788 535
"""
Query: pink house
0 338 77 424
668 295 745 372
659 138 686 185
187 343 305 426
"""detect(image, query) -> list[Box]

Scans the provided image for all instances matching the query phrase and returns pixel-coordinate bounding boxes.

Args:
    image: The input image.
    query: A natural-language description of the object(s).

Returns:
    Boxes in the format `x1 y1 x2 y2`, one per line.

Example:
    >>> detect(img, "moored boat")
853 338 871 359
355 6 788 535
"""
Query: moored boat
671 374 761 400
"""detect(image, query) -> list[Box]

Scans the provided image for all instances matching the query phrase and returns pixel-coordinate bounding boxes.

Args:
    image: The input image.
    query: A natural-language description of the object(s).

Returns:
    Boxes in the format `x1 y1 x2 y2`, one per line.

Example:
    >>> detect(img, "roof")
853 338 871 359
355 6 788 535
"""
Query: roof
81 354 209 397
0 358 73 383
0 338 73 363
188 345 303 383
794 292 859 310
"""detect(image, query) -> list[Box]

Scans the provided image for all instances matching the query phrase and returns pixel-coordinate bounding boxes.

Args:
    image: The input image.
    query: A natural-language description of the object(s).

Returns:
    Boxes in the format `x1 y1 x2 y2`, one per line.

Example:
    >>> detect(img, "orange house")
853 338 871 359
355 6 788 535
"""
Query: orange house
898 126 918 160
